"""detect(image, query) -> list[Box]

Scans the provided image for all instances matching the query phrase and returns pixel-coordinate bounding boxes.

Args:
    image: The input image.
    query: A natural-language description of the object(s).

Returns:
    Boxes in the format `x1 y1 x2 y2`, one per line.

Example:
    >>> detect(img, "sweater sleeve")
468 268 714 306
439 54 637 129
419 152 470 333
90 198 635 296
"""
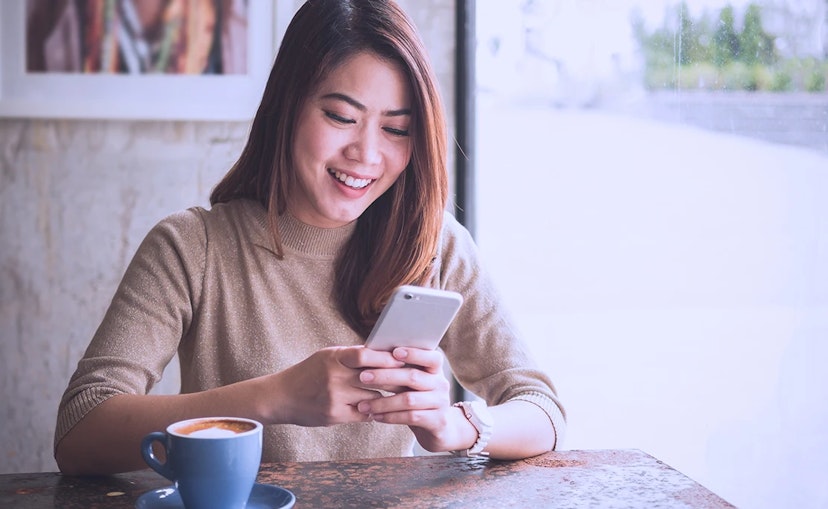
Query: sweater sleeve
54 208 207 450
434 213 567 449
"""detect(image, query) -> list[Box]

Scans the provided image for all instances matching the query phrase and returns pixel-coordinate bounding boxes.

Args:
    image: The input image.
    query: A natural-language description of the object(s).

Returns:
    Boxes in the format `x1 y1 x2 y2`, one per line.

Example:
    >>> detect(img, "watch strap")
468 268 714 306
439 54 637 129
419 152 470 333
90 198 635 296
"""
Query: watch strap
451 401 493 457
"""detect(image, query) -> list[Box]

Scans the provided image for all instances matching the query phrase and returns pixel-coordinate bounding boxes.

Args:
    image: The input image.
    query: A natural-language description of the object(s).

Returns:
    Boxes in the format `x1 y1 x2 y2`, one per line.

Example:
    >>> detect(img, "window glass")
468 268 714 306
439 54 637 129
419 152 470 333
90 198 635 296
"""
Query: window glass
475 2 826 508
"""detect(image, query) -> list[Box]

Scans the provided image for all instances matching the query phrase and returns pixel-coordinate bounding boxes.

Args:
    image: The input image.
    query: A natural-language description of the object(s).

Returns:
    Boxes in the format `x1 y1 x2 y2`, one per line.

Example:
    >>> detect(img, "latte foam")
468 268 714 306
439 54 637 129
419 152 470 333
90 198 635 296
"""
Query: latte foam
175 418 256 437
187 427 238 438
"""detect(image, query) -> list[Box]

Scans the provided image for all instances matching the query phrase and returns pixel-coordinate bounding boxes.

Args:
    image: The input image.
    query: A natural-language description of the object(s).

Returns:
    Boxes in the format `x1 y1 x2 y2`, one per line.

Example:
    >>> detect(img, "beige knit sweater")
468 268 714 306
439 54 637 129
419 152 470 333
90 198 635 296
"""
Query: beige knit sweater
55 199 565 461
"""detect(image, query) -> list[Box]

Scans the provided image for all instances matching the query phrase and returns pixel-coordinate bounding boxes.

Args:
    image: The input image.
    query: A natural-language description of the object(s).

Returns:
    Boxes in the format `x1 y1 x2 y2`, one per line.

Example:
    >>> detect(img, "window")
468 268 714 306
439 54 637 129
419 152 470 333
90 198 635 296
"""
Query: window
472 2 827 508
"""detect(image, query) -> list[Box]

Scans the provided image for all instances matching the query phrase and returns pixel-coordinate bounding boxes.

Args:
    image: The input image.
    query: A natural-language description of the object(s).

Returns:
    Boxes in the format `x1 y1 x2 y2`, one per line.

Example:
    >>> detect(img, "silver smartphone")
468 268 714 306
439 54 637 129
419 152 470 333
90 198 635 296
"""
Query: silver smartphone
364 285 464 351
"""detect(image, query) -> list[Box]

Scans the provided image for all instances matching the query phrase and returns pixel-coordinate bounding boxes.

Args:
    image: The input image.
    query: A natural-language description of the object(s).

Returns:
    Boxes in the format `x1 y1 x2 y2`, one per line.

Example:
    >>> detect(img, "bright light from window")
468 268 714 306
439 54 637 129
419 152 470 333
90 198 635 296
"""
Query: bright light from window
474 2 827 508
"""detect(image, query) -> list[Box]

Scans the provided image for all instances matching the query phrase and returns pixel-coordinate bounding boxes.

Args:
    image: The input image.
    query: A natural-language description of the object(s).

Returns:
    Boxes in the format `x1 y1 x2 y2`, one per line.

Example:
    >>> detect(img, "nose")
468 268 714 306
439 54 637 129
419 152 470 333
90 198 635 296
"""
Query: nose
345 127 382 166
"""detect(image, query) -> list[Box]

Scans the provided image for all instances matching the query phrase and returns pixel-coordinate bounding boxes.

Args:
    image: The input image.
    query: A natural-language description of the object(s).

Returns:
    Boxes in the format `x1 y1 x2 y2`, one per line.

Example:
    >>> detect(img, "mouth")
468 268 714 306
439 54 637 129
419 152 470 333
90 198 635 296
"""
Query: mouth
327 168 375 190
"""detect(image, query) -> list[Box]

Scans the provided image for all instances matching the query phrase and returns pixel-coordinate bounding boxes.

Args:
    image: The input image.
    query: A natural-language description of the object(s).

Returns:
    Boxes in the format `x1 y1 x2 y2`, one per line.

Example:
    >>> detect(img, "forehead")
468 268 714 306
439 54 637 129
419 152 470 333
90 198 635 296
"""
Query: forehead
314 51 412 107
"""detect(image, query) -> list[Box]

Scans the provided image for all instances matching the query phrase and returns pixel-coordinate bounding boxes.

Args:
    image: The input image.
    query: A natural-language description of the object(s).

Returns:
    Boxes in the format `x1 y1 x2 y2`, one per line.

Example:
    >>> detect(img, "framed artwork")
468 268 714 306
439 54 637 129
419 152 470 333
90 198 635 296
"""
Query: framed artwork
0 1 281 121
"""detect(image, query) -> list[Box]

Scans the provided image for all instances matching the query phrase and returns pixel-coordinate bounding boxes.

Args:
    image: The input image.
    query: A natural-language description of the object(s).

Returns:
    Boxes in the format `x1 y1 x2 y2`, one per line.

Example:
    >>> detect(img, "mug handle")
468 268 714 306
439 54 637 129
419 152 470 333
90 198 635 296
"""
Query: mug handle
141 431 175 481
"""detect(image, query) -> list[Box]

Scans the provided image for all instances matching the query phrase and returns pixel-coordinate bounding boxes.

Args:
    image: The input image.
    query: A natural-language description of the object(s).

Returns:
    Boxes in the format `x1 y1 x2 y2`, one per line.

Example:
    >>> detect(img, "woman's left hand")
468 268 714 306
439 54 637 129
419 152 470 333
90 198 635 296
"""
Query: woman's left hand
355 347 473 453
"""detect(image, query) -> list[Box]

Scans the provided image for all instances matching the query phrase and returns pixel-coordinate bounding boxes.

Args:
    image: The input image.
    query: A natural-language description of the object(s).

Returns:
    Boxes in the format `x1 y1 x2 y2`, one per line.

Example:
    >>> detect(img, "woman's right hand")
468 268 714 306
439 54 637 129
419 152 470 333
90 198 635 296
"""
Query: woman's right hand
260 346 406 426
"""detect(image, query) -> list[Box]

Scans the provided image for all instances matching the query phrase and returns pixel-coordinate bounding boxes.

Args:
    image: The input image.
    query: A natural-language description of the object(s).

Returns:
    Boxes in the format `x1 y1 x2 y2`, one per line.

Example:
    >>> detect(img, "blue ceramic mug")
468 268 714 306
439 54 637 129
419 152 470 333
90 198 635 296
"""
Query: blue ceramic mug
141 417 263 509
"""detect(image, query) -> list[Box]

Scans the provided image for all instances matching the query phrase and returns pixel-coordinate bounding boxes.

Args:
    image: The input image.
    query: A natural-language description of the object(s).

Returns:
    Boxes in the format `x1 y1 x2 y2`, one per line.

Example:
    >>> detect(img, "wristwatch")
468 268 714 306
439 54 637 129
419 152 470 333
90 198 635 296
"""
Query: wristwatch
451 400 494 457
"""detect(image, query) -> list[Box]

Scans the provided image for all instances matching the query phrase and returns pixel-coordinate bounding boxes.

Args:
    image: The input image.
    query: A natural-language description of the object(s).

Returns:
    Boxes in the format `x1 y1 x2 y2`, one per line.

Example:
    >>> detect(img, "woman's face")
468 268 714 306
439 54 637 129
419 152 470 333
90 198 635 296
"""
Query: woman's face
288 51 414 229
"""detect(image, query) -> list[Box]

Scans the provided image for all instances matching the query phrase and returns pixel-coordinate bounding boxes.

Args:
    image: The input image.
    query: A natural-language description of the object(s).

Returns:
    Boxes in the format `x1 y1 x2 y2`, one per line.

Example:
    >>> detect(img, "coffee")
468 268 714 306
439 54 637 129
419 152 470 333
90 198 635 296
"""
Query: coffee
175 418 257 438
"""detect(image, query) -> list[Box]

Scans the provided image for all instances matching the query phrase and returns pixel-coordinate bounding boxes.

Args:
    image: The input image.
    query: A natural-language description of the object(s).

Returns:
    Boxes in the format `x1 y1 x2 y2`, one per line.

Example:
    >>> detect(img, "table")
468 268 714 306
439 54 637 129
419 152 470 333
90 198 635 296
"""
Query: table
1 449 734 508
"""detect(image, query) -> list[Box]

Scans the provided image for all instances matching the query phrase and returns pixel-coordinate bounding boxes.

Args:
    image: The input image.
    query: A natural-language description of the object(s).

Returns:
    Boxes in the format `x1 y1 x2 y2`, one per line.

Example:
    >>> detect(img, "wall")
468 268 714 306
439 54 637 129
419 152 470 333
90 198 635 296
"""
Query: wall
0 0 455 474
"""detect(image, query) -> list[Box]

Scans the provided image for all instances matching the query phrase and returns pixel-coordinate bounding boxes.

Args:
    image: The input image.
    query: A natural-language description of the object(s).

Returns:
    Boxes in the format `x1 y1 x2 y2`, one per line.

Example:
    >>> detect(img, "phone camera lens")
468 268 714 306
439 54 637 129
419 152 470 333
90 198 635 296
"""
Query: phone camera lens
404 293 413 300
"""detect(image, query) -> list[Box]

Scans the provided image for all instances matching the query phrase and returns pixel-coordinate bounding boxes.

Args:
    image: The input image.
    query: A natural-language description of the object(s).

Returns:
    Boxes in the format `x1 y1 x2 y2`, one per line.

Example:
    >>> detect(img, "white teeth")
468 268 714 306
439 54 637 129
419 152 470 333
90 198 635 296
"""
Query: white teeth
329 169 373 189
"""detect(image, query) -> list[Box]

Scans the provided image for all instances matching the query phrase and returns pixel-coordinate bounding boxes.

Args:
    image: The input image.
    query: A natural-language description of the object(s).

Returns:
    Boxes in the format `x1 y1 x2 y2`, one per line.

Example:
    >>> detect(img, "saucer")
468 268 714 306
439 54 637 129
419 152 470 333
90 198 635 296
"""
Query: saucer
135 483 295 509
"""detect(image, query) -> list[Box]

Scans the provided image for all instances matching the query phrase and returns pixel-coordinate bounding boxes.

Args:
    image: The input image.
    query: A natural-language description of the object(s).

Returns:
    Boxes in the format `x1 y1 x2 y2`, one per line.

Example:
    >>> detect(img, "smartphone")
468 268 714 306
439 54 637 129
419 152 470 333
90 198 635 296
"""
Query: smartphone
364 285 464 352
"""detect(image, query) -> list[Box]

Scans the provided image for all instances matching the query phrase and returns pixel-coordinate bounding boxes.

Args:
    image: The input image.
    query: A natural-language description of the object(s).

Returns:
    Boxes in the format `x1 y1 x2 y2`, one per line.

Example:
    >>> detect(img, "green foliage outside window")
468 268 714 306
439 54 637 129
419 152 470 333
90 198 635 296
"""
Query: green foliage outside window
633 2 828 92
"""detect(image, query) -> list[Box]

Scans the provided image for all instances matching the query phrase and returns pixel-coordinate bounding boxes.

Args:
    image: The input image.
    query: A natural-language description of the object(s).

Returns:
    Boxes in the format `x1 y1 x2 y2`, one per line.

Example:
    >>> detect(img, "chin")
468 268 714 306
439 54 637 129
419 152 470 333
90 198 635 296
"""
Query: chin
330 204 371 224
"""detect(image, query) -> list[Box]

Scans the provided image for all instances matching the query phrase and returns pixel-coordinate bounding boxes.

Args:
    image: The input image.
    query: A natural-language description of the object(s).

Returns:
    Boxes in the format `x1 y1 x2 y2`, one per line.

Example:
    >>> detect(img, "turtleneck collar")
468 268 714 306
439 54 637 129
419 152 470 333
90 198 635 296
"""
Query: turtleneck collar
241 199 356 258
277 210 356 258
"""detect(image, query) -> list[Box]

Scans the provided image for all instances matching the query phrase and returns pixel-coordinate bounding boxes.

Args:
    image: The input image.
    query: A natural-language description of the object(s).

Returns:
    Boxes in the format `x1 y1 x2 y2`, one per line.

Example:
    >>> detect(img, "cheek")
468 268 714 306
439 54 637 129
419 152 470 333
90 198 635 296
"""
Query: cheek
296 121 319 152
389 144 413 176
292 122 312 165
293 114 340 165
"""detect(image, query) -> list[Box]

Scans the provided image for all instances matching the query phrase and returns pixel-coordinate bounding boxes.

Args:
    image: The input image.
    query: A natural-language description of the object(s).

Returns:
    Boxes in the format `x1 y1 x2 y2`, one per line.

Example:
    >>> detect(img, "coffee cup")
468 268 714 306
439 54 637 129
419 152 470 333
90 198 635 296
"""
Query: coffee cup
141 417 263 509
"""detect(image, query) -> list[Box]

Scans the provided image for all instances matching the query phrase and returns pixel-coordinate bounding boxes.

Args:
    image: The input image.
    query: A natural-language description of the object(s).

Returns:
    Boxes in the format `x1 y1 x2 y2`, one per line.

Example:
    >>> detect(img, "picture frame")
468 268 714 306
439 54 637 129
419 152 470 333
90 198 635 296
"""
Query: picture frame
0 1 283 121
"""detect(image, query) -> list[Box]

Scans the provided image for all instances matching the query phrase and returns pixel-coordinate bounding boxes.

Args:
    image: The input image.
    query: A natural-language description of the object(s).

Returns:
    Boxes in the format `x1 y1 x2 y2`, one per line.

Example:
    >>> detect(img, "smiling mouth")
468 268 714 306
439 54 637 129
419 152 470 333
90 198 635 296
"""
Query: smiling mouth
328 169 375 190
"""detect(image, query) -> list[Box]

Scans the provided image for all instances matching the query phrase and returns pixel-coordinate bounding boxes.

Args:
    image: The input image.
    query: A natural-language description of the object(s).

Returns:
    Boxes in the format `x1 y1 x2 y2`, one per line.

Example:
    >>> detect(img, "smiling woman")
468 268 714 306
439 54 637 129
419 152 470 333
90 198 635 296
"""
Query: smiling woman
52 0 565 477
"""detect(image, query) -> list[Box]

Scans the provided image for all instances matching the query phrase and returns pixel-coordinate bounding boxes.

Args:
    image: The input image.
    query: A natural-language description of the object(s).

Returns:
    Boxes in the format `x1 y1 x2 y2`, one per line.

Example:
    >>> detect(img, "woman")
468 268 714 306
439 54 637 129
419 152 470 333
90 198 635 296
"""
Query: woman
54 0 565 475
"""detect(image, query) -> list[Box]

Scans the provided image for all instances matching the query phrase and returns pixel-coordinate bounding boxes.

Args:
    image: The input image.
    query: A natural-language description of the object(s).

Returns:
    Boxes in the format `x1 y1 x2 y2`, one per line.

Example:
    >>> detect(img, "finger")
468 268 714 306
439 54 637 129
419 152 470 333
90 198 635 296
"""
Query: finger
357 369 409 394
363 403 447 428
336 402 375 424
392 347 444 373
357 392 436 416
326 389 385 424
360 365 449 394
357 387 448 417
337 346 406 370
359 367 424 393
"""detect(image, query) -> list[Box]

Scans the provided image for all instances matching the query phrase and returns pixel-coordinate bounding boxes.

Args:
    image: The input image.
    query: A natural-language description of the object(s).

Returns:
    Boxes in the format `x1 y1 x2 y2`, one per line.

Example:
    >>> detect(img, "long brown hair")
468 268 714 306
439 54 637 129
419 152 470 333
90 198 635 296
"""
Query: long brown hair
210 0 448 336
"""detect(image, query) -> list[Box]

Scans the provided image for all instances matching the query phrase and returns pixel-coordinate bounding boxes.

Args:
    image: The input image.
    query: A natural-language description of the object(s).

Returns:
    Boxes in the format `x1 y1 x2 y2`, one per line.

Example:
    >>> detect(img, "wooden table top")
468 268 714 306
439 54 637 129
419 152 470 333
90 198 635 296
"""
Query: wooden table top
1 449 734 508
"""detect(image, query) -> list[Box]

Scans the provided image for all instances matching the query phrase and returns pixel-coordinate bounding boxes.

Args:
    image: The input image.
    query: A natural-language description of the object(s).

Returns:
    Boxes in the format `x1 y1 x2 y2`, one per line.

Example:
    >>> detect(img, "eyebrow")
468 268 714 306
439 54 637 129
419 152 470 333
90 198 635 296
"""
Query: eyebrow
320 92 411 117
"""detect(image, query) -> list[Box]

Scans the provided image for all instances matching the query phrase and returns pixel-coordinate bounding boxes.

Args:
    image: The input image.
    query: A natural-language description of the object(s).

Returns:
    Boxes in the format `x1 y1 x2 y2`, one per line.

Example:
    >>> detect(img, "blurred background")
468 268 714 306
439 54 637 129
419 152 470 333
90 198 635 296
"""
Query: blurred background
474 1 827 508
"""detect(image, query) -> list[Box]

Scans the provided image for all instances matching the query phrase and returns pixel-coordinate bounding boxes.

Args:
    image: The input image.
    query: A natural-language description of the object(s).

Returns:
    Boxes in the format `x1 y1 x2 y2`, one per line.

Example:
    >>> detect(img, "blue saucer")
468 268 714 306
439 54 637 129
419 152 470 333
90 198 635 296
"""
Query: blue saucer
135 483 295 508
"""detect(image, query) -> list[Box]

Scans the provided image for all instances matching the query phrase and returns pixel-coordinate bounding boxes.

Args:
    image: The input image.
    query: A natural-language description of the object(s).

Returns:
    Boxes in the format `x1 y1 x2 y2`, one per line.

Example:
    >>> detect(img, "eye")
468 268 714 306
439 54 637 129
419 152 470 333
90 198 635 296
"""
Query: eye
383 126 410 137
324 111 355 124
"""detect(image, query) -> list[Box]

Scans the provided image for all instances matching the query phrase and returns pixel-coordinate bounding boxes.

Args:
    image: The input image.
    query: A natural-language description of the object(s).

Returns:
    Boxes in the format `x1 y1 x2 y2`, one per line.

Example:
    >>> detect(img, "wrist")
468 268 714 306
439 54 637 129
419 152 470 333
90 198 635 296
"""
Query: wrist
452 405 478 450
450 401 494 457
237 374 284 425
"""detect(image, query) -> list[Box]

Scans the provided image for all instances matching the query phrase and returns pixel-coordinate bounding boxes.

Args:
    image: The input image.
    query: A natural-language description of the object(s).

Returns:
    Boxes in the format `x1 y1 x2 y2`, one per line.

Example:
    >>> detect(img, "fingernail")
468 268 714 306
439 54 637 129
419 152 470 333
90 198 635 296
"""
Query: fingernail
360 371 375 382
394 348 408 359
358 402 371 413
